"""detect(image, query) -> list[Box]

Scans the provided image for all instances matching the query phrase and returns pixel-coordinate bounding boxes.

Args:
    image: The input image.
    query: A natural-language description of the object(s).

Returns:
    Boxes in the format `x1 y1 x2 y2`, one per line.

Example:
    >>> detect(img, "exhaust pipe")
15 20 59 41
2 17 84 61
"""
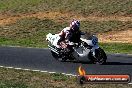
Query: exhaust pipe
48 45 59 54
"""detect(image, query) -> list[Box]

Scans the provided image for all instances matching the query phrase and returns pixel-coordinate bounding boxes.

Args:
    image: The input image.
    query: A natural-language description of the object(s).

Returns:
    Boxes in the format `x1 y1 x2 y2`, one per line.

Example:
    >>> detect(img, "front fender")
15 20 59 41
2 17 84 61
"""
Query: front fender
94 44 99 49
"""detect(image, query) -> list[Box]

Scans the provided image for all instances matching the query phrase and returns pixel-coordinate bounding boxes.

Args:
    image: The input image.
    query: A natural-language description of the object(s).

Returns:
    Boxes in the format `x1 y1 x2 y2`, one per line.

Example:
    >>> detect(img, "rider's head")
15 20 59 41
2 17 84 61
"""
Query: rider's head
70 19 80 32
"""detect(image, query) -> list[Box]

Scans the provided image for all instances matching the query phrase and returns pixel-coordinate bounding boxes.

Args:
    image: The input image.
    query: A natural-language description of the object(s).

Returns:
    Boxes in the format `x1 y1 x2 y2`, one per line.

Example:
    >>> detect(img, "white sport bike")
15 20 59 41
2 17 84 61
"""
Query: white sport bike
46 33 107 64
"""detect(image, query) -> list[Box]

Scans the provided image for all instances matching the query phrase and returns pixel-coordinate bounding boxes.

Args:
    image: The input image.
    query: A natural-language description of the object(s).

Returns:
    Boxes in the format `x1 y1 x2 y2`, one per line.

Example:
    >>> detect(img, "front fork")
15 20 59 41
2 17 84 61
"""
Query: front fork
91 44 99 57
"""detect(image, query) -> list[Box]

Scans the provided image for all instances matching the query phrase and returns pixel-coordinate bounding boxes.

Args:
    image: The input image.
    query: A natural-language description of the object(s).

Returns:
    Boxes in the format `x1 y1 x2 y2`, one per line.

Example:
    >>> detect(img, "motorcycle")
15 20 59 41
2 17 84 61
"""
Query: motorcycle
46 33 107 64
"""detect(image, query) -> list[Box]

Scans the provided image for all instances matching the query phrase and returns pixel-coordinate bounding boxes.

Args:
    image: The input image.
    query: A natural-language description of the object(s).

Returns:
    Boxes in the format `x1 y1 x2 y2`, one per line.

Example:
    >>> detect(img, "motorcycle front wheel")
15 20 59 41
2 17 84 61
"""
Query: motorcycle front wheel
88 48 107 65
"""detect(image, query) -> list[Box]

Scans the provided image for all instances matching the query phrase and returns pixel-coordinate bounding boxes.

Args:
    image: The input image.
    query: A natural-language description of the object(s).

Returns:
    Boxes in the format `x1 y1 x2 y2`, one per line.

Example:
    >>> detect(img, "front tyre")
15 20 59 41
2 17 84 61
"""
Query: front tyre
88 48 107 65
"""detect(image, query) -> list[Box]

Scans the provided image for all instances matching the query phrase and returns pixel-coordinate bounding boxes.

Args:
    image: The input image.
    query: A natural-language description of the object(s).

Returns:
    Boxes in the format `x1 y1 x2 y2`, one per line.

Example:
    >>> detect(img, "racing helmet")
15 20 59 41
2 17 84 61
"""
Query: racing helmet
70 19 80 31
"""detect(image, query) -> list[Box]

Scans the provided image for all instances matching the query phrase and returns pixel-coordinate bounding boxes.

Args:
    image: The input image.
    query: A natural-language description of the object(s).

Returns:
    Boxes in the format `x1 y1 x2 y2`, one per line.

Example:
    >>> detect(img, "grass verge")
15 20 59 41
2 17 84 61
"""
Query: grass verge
0 18 132 53
0 67 132 88
100 43 132 54
0 0 131 16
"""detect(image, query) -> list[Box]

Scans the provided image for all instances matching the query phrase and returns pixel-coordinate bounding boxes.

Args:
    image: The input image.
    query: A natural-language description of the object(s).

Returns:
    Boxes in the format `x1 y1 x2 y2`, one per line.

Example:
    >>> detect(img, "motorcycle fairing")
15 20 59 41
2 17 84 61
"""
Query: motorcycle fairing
46 33 60 48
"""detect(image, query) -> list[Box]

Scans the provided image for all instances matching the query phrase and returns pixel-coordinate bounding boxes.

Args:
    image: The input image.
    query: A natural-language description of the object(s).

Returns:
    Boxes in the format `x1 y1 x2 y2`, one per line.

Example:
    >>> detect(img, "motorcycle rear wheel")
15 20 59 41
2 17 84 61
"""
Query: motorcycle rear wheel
51 51 67 62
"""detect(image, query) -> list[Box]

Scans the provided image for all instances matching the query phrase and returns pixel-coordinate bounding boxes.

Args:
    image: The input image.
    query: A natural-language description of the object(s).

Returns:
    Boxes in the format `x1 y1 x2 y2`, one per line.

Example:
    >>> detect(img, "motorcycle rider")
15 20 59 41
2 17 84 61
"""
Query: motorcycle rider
57 19 81 48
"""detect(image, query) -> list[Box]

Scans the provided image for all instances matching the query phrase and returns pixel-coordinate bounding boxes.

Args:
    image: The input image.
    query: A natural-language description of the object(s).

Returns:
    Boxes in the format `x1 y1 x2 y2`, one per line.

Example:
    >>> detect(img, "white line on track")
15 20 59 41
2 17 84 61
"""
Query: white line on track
32 70 41 72
15 68 22 70
0 45 49 50
49 72 56 74
128 83 132 84
0 66 4 68
6 67 14 69
1 65 132 84
23 69 30 71
40 71 48 73
0 65 77 77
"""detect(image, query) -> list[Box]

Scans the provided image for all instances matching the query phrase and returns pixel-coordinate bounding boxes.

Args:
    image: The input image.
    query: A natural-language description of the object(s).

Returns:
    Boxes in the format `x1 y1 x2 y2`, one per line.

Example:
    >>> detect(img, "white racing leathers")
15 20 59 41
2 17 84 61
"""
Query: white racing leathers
46 33 60 48
46 27 71 48
58 27 71 39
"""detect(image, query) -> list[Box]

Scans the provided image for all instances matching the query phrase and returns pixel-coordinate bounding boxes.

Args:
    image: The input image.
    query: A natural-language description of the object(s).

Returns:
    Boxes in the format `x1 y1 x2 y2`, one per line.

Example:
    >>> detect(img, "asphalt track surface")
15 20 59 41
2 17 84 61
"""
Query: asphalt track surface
0 47 132 78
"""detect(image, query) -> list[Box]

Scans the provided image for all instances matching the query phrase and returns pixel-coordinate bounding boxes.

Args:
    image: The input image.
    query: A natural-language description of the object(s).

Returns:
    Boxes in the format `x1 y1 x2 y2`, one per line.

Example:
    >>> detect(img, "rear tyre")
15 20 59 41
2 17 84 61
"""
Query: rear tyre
51 51 67 62
51 51 59 60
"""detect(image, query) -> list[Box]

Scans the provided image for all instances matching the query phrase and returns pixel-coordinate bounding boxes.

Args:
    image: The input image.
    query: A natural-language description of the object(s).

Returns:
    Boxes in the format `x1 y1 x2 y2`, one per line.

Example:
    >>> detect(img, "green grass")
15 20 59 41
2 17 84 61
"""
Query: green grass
100 43 132 54
0 81 28 88
0 67 132 88
81 21 132 33
0 18 132 53
0 0 131 16
0 18 67 47
0 0 42 14
0 67 75 88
